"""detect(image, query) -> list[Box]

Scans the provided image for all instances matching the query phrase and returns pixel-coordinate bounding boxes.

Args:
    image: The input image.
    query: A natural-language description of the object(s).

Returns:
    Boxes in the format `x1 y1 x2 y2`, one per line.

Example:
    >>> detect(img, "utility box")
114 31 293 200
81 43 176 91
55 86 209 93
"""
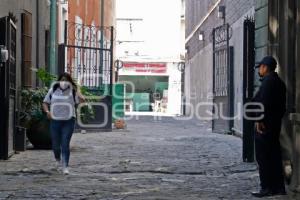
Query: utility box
15 126 27 152
112 83 125 122
133 93 150 111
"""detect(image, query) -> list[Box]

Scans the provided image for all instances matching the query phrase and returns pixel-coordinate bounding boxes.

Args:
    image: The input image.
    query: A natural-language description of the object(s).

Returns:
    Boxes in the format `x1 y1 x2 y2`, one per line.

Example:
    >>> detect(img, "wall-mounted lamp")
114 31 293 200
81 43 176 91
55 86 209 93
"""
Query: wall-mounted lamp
114 59 124 82
198 32 204 41
115 59 124 70
177 61 185 72
185 46 189 55
218 6 226 20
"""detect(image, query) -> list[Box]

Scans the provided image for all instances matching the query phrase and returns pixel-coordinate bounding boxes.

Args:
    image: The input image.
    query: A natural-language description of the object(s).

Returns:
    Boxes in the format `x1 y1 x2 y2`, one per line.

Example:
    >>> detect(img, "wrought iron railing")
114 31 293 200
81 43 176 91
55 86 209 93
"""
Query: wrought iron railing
60 22 115 93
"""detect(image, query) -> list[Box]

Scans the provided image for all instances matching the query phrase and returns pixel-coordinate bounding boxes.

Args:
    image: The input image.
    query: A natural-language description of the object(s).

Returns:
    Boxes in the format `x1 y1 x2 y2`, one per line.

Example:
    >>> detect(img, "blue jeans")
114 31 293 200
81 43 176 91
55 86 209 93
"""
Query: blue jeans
50 118 75 167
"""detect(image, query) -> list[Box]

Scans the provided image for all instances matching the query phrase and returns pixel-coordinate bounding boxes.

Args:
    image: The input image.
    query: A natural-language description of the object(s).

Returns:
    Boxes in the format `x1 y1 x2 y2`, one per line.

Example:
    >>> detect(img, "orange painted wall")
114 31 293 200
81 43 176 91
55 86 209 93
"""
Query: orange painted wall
66 0 116 83
68 0 115 27
67 0 116 43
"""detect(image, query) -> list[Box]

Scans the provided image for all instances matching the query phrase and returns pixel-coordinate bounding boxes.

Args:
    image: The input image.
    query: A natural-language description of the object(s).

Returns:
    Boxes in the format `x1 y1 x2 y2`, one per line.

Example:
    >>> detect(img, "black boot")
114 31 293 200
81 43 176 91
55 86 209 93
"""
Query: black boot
272 188 286 196
251 189 272 198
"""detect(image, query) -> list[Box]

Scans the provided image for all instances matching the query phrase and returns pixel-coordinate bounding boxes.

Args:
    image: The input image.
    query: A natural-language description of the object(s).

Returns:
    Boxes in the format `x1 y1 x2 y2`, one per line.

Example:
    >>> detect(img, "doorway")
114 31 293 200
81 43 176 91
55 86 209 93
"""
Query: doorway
0 16 17 159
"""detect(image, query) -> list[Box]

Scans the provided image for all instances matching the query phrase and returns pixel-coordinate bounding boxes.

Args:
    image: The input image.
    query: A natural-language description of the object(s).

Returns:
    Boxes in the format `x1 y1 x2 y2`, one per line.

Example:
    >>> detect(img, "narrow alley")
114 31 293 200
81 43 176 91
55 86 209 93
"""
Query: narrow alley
0 117 285 200
1 0 300 199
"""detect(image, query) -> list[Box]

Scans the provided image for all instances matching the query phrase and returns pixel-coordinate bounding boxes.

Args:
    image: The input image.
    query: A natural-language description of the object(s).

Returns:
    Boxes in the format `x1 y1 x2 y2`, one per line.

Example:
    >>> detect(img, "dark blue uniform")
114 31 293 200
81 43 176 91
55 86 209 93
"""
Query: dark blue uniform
253 71 286 192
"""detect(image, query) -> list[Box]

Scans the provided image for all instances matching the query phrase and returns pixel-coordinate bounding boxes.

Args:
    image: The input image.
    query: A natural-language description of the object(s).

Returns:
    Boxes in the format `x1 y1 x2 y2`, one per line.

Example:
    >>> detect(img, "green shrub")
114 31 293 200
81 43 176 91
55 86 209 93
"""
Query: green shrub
20 69 96 128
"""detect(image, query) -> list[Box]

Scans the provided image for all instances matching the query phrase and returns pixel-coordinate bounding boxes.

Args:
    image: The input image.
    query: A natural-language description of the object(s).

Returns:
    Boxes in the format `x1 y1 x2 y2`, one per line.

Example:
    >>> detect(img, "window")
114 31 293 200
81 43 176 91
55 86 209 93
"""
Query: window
45 30 50 72
21 11 32 88
214 48 228 97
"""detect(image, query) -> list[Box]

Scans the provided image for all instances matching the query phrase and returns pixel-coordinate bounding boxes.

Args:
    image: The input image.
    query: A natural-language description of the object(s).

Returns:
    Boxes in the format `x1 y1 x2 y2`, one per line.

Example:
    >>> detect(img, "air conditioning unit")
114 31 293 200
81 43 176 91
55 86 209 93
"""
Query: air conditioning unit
58 0 68 4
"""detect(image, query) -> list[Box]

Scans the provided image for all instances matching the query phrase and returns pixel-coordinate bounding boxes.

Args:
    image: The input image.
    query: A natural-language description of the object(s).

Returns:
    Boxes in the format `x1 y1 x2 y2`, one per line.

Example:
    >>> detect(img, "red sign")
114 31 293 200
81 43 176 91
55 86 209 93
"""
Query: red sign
123 62 167 74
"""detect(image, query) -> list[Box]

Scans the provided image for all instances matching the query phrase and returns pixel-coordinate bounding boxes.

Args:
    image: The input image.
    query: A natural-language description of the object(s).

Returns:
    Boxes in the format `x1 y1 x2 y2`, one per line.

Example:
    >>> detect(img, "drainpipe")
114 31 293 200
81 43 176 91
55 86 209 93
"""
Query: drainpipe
36 0 40 85
49 0 57 75
100 0 104 84
101 0 105 33
36 0 39 67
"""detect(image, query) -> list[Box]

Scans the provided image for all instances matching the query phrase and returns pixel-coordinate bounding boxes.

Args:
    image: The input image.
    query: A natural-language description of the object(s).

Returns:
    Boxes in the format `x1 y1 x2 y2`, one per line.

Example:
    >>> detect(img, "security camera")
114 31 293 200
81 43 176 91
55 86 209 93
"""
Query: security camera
218 6 226 19
46 0 51 7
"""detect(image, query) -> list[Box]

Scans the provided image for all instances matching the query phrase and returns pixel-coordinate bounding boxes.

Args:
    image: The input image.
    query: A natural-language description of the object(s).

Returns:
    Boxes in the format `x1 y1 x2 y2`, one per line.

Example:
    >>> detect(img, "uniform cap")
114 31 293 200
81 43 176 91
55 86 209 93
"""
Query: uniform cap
255 56 277 70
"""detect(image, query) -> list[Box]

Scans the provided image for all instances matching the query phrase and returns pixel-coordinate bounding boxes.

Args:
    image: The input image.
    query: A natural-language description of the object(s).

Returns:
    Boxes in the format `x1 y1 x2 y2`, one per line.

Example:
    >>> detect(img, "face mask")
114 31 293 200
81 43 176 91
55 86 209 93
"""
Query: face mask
60 81 69 90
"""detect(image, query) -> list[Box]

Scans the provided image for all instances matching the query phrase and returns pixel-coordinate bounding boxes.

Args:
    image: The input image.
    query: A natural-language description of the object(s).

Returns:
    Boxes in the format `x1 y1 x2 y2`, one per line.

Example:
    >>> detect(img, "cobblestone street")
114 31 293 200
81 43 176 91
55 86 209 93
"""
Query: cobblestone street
0 117 289 200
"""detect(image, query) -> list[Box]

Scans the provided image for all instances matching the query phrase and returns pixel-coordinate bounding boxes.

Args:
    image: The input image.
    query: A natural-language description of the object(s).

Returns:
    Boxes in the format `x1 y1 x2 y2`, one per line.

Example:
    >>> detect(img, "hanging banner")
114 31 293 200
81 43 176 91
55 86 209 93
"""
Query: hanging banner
123 62 167 74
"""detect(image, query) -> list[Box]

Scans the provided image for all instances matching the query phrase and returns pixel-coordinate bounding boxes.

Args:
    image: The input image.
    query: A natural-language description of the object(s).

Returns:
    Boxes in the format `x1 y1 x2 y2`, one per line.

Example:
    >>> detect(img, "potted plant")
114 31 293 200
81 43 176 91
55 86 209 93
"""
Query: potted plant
20 87 52 149
20 69 95 149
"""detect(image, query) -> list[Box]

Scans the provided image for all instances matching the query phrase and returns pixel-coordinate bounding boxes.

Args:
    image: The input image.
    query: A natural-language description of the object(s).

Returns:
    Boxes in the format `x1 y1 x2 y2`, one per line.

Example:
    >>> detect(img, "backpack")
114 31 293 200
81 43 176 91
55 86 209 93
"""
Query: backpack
49 83 77 105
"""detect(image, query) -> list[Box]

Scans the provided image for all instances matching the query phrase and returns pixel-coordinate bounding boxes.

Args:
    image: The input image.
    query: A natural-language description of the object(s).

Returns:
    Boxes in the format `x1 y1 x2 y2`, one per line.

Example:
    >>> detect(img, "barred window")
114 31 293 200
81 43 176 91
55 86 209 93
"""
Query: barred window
214 47 228 97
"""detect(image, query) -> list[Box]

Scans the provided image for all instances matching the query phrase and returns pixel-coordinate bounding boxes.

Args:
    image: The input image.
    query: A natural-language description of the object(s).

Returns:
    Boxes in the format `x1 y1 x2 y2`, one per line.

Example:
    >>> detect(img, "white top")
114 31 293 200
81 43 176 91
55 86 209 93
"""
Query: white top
43 87 80 120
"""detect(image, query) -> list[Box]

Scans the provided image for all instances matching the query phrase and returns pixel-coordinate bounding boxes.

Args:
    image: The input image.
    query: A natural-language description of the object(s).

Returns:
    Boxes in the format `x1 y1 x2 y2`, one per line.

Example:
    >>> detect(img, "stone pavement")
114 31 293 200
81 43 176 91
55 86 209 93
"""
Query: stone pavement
0 116 290 200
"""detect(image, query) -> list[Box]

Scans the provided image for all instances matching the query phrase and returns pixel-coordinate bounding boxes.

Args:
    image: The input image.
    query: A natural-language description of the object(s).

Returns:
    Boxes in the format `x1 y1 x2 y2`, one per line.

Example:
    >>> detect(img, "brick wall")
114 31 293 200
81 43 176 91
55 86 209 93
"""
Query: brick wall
185 0 219 37
186 0 254 59
184 0 254 130
254 0 268 62
68 0 115 27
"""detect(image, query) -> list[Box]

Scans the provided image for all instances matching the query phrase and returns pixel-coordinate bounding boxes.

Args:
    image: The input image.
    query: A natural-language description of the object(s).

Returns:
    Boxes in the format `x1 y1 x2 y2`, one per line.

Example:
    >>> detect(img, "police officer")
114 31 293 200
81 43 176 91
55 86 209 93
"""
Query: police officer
251 56 287 198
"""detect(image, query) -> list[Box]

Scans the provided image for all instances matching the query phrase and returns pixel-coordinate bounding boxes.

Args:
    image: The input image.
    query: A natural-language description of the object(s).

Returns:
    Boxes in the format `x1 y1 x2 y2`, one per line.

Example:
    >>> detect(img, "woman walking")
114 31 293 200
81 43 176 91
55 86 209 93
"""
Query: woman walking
43 73 85 175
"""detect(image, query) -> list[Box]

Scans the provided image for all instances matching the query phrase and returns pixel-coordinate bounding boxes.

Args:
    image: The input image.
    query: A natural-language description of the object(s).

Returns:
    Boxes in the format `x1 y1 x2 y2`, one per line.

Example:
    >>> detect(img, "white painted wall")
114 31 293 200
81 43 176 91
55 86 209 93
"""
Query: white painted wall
167 62 182 115
58 3 68 44
186 44 214 119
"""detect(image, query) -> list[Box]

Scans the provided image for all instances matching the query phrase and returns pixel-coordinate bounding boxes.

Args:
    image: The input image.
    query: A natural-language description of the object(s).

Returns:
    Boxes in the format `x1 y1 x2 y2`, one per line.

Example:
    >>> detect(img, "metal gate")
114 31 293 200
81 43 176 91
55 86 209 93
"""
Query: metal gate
212 24 234 133
59 22 114 131
242 18 255 162
0 16 17 159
